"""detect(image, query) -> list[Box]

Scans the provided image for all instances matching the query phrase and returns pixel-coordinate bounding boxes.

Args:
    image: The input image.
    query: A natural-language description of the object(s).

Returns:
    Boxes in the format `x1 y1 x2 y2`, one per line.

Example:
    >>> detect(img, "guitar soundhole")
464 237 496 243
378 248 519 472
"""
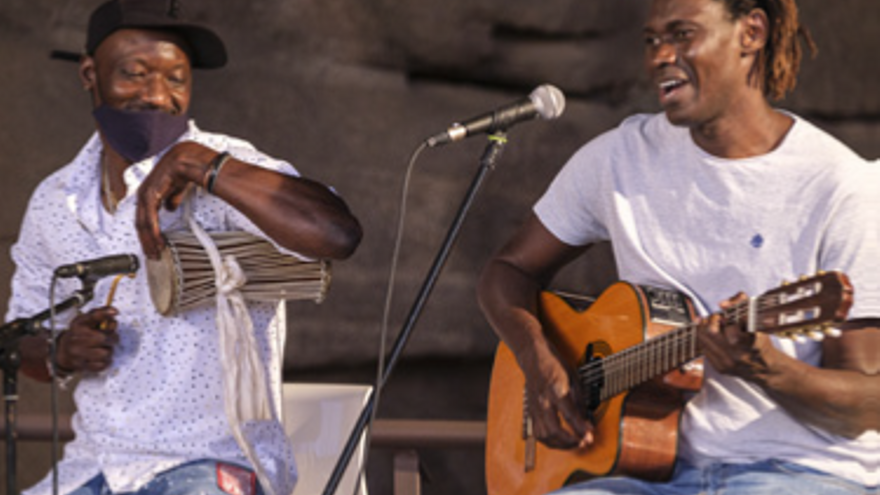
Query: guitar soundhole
579 341 612 421
585 340 613 359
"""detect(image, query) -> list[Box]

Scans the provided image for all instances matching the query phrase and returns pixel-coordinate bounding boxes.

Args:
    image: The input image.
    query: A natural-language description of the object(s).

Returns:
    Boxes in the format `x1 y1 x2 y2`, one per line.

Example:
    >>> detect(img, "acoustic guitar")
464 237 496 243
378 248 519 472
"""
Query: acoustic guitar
485 272 853 495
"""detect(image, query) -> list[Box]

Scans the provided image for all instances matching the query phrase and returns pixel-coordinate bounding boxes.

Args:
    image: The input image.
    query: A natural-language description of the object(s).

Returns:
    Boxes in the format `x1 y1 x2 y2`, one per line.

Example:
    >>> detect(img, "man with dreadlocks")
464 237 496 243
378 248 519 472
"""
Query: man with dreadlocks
479 0 879 493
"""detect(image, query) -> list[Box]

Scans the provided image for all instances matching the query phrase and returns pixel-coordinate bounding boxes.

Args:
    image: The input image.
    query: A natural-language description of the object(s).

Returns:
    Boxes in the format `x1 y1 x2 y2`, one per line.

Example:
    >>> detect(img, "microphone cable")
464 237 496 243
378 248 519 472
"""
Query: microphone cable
352 139 429 495
48 275 61 495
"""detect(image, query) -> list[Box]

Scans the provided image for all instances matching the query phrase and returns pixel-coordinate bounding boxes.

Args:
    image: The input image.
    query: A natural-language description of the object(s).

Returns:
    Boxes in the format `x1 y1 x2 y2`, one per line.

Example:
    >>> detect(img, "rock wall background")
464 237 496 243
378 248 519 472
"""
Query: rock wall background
1 1 878 494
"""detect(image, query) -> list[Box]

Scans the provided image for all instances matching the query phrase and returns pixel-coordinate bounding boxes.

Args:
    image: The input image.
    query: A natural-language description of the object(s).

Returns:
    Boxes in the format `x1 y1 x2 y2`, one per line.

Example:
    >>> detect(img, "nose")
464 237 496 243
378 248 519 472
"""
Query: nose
138 75 173 111
647 39 678 70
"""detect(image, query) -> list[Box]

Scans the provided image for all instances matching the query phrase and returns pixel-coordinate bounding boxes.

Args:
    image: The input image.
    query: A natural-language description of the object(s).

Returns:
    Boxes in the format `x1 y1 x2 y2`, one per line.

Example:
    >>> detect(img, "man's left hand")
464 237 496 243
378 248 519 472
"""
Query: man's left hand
698 292 777 381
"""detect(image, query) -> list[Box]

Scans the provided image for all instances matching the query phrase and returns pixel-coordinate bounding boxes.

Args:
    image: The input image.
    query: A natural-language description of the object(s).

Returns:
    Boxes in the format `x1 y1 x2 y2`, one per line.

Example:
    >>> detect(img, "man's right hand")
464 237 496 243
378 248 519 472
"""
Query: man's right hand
55 306 120 374
519 342 594 450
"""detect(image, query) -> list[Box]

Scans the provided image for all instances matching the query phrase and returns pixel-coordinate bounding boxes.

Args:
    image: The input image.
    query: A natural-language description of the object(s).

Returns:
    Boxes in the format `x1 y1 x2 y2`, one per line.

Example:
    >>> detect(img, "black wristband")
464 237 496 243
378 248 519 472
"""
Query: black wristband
204 151 231 194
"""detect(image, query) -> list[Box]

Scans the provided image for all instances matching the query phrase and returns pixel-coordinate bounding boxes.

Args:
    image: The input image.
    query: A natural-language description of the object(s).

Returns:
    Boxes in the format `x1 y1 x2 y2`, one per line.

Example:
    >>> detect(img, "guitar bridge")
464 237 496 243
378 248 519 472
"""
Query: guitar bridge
521 388 537 472
524 415 536 472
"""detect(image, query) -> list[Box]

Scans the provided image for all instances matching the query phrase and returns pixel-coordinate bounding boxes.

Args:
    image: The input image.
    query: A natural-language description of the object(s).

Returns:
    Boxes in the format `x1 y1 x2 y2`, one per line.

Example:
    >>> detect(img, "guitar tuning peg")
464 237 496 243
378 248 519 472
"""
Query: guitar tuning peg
791 333 808 344
816 270 826 276
823 327 843 338
806 330 826 342
798 274 808 281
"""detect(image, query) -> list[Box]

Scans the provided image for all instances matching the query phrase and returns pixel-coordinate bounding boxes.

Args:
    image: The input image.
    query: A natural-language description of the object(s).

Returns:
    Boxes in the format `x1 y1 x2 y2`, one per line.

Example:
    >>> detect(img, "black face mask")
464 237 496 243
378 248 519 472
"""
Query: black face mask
93 105 189 163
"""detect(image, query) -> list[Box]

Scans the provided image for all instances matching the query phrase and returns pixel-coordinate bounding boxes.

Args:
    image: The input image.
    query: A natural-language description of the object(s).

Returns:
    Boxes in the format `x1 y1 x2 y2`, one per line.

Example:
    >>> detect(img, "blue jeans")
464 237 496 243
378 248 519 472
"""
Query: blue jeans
67 460 266 495
551 460 878 495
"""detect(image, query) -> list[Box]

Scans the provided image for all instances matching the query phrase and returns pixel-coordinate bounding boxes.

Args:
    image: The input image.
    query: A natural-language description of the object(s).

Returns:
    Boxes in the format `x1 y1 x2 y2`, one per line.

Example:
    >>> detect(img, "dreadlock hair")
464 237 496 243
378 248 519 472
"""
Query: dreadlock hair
718 0 817 100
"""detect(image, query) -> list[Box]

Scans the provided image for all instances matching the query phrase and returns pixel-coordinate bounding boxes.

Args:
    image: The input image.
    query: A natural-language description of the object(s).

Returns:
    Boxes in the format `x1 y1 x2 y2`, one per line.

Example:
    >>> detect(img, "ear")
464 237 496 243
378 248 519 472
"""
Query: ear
741 8 769 55
79 56 97 92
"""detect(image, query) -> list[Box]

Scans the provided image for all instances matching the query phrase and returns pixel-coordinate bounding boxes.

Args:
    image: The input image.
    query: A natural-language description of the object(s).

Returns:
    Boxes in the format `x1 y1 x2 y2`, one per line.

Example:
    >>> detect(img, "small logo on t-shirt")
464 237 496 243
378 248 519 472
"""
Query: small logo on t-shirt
750 234 764 248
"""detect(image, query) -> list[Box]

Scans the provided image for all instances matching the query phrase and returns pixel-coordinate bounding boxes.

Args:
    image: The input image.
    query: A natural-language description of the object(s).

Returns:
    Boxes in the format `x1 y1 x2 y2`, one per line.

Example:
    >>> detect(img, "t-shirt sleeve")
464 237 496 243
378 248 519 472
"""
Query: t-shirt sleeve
533 132 614 247
818 162 880 319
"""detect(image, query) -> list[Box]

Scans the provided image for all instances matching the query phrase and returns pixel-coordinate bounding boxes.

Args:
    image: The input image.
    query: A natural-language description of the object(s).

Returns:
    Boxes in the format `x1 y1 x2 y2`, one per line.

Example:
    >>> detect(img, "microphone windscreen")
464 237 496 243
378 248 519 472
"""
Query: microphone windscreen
530 84 566 120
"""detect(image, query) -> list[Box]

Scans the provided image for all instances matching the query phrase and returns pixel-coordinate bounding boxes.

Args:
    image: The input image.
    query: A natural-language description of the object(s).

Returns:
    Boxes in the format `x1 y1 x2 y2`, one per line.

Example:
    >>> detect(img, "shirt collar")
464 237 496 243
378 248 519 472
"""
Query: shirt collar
63 121 201 233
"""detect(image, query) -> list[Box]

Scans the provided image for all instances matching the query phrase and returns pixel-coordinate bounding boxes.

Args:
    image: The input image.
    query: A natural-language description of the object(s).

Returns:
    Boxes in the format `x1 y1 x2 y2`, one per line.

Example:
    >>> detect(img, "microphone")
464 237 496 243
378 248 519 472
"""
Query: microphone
54 254 140 281
426 84 566 147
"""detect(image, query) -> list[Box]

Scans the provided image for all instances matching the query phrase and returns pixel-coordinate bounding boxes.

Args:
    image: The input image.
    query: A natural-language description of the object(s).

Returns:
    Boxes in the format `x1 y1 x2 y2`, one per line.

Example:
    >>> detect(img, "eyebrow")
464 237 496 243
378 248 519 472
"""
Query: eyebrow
644 19 697 34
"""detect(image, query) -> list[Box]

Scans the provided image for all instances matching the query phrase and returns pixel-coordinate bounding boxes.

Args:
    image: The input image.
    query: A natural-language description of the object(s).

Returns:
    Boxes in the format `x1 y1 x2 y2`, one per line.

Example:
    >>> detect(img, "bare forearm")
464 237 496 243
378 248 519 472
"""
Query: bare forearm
755 348 878 438
212 160 362 259
477 232 595 448
19 333 52 382
478 216 587 364
746 324 880 437
138 142 362 260
704 310 878 438
477 258 547 359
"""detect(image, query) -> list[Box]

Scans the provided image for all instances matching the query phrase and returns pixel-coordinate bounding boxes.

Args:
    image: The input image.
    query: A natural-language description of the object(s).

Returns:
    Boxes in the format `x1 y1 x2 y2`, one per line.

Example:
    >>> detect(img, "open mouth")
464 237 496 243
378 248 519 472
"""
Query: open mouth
659 79 687 95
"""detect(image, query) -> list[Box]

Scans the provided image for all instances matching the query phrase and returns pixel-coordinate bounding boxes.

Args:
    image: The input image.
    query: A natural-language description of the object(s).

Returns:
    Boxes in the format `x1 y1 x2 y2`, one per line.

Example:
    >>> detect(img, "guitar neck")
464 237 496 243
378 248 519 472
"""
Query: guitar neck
584 302 749 401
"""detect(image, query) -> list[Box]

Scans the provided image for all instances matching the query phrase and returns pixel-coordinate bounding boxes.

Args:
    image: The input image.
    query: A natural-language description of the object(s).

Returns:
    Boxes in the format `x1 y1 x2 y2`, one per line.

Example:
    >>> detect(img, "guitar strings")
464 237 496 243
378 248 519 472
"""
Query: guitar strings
579 292 807 399
577 322 699 400
574 295 782 400
575 284 828 402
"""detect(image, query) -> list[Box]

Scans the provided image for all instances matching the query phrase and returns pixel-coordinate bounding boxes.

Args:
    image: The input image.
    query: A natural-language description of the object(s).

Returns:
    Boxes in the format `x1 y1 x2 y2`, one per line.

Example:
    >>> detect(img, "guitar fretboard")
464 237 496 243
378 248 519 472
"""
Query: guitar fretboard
576 295 772 402
592 322 700 400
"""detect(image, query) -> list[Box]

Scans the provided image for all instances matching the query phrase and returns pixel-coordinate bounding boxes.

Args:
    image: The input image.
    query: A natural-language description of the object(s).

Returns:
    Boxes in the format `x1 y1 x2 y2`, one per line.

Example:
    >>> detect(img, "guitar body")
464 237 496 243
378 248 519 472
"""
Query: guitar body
486 271 853 495
486 282 702 495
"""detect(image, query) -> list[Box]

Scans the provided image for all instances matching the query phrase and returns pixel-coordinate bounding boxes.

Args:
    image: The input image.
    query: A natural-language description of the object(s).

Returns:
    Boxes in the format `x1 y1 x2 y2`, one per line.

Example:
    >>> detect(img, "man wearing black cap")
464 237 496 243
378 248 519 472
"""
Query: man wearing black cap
7 1 362 495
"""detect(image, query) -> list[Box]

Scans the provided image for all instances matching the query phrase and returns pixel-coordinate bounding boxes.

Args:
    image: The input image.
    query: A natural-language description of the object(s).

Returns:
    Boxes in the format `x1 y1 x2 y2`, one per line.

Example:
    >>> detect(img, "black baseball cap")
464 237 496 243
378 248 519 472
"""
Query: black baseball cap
53 0 227 69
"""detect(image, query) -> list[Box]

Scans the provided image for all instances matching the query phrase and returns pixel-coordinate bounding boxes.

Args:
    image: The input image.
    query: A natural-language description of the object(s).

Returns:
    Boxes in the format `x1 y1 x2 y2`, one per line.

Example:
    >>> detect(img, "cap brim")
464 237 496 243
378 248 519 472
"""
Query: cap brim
49 50 84 62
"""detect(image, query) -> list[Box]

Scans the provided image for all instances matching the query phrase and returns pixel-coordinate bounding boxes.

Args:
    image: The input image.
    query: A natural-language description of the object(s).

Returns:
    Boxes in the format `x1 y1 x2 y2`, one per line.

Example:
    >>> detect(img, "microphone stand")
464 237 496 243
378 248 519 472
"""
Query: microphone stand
0 285 94 495
321 132 509 495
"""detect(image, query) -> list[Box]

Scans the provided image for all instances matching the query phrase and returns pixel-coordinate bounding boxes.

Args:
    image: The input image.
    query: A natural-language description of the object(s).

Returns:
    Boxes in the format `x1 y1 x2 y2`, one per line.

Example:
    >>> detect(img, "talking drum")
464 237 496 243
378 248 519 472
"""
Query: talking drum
146 230 331 315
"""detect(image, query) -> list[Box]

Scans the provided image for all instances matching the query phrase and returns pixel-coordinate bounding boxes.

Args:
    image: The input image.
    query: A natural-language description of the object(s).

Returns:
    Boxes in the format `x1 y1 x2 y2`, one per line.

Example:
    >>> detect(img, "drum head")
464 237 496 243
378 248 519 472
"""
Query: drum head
146 244 178 316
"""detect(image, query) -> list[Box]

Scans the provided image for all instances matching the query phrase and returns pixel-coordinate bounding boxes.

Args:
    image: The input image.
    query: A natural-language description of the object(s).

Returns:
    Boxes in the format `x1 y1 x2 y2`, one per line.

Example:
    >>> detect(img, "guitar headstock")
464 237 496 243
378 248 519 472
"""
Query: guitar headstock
754 271 853 341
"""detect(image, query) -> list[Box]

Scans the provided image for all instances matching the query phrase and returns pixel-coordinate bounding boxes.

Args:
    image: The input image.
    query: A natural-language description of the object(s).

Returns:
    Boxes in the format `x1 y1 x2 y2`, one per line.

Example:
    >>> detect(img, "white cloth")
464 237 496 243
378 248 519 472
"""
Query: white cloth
534 112 880 486
187 215 277 495
6 122 300 495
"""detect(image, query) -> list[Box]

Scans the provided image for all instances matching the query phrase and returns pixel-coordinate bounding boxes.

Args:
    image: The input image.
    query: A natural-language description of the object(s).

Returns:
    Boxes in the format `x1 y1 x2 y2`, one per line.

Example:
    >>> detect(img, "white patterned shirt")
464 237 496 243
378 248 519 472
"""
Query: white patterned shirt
7 122 299 495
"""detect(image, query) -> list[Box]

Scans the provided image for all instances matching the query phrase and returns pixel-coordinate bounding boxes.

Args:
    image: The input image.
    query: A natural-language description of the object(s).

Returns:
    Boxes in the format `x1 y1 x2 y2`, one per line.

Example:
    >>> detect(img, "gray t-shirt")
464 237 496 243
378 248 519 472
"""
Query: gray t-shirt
534 112 879 485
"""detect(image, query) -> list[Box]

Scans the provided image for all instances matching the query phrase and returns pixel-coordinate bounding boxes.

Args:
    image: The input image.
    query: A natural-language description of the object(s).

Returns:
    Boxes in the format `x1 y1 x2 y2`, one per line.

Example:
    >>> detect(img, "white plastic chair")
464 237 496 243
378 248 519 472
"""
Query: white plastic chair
281 383 373 495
